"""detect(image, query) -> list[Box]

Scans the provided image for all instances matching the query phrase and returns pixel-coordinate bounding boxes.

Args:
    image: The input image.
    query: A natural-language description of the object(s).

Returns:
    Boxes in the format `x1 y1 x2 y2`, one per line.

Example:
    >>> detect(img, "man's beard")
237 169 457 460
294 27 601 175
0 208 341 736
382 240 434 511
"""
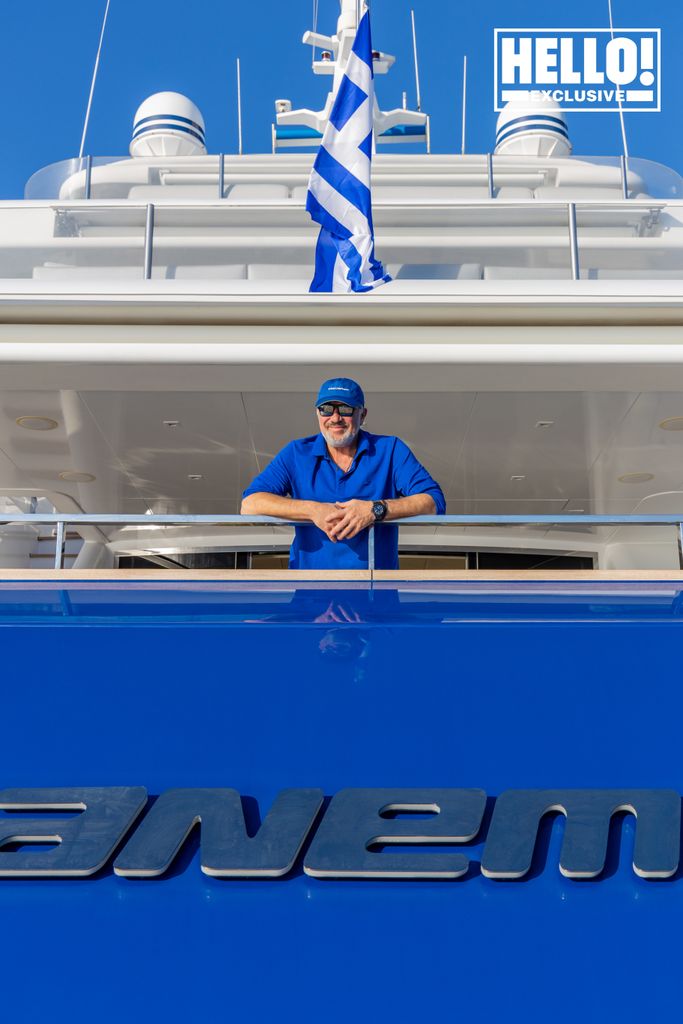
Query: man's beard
323 422 359 448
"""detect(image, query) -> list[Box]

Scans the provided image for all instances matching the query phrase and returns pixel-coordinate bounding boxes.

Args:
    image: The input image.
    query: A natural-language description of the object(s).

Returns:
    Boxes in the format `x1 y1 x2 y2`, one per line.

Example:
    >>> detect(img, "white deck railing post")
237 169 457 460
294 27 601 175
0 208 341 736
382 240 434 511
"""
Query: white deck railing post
144 204 155 280
567 202 580 280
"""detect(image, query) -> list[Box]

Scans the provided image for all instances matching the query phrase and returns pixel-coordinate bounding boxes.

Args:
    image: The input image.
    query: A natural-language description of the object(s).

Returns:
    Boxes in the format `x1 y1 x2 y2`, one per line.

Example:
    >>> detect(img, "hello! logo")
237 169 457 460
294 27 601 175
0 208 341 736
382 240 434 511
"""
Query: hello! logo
494 29 660 112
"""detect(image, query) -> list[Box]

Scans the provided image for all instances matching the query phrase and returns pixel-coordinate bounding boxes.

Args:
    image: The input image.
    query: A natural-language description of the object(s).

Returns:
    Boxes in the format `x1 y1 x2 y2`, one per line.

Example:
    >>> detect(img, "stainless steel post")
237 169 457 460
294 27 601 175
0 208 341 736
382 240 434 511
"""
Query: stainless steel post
567 202 580 281
368 525 375 572
84 155 92 199
218 153 225 199
486 152 494 198
54 520 65 570
620 154 629 199
144 204 155 280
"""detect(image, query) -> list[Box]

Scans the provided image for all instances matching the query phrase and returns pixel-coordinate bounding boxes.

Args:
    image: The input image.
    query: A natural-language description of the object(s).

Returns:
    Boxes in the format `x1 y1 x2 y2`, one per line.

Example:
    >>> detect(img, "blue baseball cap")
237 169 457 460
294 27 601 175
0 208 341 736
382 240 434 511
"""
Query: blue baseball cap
315 378 365 408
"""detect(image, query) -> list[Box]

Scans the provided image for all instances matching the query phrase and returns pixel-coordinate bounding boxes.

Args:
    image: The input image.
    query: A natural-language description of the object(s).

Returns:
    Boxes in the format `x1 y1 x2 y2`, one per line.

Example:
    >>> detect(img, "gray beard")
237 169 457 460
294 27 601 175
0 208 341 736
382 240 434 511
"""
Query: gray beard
324 424 359 448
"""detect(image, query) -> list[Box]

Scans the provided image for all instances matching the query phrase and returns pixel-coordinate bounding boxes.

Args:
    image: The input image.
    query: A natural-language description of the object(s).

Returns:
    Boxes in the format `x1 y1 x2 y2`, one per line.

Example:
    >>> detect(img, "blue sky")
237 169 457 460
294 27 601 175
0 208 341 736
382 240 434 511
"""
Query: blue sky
2 0 682 198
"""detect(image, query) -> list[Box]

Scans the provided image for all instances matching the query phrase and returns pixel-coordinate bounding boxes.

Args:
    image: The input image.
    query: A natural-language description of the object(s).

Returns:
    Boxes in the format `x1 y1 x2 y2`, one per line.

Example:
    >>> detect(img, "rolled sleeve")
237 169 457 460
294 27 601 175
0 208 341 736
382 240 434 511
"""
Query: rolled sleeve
242 445 293 499
392 439 446 514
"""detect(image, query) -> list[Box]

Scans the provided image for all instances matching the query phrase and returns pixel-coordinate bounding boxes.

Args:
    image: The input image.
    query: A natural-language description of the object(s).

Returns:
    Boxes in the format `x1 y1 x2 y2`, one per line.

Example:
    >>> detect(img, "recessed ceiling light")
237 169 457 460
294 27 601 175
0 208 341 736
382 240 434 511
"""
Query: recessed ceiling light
566 508 585 513
188 474 203 480
659 417 683 431
510 475 526 481
535 420 554 429
617 472 655 484
163 420 180 427
16 416 58 431
58 471 96 483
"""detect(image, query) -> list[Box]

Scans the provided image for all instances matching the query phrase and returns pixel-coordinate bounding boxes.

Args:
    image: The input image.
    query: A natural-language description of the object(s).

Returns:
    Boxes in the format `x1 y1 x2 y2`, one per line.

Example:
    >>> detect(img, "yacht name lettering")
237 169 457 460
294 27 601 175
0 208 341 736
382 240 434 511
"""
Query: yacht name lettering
0 786 679 881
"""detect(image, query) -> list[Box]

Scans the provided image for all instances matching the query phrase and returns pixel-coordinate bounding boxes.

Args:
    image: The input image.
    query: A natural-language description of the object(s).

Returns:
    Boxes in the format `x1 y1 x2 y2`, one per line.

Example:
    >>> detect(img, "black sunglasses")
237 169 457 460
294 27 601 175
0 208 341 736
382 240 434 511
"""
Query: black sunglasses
317 403 356 417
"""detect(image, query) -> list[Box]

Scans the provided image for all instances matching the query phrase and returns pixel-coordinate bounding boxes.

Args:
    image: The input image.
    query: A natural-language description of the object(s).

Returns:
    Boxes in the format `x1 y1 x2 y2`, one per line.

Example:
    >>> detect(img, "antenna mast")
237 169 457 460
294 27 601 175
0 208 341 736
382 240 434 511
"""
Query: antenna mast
607 0 629 160
461 55 468 154
236 57 243 156
410 9 422 112
78 0 112 159
312 0 319 64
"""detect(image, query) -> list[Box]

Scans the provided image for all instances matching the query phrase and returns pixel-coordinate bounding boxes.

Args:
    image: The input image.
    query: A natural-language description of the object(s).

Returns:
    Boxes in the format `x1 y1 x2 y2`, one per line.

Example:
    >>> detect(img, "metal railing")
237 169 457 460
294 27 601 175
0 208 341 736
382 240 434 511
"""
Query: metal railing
16 195 662 286
1 513 682 571
56 148 640 286
131 197 660 284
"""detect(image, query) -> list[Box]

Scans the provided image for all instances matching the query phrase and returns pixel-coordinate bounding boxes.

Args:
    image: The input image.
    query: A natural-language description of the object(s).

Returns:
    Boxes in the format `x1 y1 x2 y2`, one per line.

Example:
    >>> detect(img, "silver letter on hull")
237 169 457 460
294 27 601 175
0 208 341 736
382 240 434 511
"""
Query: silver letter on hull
114 788 324 878
304 788 487 878
481 788 680 880
0 787 148 877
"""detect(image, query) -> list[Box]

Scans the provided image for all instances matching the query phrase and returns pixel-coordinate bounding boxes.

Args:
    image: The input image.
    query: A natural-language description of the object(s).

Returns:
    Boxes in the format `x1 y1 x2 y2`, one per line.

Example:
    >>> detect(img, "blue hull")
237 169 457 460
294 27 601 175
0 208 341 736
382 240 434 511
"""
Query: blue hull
0 579 680 1021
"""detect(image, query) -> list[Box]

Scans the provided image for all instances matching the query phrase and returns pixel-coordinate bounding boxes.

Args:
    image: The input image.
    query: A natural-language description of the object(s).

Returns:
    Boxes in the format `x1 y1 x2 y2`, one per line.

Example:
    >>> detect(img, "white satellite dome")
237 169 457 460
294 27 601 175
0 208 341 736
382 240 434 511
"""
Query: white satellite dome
130 92 206 157
494 96 571 157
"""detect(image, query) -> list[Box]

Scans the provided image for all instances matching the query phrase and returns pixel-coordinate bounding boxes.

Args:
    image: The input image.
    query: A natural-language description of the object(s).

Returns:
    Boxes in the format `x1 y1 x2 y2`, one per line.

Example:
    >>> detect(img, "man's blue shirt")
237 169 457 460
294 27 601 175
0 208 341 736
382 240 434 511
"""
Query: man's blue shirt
242 430 446 569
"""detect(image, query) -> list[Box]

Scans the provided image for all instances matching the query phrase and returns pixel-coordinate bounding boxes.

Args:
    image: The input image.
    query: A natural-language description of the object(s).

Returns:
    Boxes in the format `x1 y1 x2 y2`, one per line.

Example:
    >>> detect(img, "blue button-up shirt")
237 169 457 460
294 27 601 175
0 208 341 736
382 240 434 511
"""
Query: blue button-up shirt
242 430 446 569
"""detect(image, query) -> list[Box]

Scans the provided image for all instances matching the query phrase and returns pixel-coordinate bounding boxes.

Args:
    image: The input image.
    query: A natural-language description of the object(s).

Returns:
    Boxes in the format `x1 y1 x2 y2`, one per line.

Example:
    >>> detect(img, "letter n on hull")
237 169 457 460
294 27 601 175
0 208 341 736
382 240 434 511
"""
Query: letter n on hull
114 788 324 878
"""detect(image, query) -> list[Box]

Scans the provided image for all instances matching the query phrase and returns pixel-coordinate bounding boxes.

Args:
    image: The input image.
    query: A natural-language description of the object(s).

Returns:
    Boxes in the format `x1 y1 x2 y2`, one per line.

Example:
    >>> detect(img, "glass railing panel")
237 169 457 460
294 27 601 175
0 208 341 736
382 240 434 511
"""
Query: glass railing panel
24 157 130 200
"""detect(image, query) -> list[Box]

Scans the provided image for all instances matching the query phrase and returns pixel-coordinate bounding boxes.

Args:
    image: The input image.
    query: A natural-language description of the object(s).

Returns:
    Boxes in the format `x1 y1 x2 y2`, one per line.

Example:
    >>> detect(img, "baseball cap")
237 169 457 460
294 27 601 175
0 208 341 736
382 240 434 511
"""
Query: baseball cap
315 378 365 408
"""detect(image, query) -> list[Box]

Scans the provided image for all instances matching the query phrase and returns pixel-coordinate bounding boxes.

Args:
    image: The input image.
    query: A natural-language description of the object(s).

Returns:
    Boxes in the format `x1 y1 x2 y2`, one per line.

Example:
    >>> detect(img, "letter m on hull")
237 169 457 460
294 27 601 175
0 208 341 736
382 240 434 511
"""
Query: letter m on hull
481 789 680 880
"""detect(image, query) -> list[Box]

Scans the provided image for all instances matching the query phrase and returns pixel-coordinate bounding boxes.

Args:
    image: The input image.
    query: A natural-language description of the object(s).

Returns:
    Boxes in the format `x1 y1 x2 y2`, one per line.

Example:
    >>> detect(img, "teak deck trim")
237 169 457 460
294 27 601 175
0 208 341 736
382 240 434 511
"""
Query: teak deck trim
0 569 682 582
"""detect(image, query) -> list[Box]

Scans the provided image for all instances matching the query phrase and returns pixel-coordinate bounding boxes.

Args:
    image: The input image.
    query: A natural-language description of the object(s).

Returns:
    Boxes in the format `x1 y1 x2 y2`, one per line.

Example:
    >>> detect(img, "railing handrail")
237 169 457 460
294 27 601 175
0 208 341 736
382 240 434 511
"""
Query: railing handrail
1 512 683 570
0 514 681 525
22 199 669 210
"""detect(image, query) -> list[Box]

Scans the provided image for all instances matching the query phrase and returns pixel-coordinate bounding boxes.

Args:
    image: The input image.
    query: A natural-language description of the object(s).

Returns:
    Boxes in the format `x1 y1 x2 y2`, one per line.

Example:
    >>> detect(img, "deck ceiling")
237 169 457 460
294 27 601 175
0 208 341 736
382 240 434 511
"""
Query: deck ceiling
1 388 682 521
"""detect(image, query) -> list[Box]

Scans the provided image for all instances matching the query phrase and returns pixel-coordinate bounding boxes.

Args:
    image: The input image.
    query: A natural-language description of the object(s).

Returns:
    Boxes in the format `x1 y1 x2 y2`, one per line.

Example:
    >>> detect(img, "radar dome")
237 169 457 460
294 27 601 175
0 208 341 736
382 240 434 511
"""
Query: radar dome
130 92 206 157
494 97 571 157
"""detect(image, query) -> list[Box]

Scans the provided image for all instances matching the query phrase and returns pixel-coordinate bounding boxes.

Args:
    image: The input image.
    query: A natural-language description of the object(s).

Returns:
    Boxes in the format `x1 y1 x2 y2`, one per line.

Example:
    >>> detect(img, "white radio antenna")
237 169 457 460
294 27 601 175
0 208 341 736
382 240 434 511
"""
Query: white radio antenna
410 9 422 112
236 57 243 156
461 55 468 154
312 0 319 63
607 0 629 160
78 0 112 159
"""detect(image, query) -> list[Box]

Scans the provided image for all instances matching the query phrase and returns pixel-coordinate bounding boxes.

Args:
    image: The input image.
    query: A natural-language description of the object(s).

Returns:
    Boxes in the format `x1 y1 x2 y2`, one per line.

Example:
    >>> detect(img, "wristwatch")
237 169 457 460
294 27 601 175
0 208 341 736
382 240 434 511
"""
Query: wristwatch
372 500 388 522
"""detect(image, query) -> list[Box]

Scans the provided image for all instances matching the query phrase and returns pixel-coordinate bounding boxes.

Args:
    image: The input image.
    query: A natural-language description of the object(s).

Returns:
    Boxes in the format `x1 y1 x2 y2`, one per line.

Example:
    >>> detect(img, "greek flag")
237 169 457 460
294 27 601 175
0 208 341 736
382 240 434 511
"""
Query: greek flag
306 5 390 293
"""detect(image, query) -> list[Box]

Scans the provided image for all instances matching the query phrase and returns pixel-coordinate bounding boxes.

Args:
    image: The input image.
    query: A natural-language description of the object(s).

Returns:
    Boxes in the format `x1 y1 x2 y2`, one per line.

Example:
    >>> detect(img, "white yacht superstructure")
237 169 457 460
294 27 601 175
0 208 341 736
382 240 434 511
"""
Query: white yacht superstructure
1 0 683 571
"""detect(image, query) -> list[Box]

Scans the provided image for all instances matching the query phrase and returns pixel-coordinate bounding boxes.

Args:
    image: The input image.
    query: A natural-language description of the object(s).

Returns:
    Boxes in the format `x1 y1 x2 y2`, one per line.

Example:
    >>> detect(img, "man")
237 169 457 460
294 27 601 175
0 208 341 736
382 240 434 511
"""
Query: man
240 378 445 569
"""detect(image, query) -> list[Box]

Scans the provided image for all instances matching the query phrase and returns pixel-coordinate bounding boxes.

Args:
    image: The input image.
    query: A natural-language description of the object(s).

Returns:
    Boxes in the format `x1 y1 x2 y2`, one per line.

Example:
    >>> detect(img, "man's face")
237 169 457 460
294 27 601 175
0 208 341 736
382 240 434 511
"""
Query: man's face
317 403 366 448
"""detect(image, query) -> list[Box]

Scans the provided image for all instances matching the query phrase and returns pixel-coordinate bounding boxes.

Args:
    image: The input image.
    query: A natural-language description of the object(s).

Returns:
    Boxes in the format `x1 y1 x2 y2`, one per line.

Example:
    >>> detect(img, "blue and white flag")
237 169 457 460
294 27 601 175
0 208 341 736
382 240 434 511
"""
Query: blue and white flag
306 5 390 293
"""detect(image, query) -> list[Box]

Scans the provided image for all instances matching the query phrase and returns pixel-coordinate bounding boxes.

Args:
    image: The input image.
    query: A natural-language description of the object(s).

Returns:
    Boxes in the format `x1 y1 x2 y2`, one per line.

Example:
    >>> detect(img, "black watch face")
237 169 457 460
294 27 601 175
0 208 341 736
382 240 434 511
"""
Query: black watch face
372 501 386 521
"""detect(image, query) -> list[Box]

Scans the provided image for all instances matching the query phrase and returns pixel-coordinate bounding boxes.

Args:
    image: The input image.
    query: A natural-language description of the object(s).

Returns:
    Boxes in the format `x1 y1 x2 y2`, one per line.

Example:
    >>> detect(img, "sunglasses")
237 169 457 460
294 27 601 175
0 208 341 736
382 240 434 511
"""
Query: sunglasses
317 403 356 417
